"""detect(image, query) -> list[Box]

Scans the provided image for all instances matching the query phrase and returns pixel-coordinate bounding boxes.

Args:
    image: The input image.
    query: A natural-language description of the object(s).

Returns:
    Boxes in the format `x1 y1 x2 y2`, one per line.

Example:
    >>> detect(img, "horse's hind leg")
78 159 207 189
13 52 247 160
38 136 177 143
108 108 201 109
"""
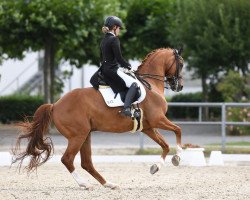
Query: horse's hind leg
143 128 170 174
80 133 120 189
61 132 93 189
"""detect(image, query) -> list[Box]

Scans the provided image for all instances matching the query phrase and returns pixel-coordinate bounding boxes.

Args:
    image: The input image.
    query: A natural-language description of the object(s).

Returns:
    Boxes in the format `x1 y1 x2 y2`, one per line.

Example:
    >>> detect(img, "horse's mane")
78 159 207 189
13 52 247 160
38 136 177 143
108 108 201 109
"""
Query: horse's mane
137 48 172 69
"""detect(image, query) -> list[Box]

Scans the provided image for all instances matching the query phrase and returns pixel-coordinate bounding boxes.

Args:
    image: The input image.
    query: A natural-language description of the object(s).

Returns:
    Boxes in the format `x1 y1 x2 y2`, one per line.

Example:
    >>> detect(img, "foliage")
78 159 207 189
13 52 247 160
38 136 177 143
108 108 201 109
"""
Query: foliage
167 92 202 119
207 83 224 102
217 70 249 102
171 92 203 103
57 0 124 67
167 92 223 120
226 107 250 135
0 95 43 123
0 0 249 104
0 0 122 102
123 0 176 59
170 0 250 101
217 71 250 135
0 0 122 64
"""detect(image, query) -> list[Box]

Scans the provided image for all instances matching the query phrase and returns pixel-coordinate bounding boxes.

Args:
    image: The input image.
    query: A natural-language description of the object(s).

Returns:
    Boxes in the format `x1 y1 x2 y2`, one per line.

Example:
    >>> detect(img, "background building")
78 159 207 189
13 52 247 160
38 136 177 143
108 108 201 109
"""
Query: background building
0 52 201 97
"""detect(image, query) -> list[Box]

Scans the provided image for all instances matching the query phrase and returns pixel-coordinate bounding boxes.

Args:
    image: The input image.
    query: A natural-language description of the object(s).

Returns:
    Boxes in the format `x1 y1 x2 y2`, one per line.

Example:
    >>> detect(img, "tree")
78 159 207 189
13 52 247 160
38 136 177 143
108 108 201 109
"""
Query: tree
217 70 250 102
0 0 122 102
122 0 176 60
216 70 250 135
218 71 243 102
169 0 250 101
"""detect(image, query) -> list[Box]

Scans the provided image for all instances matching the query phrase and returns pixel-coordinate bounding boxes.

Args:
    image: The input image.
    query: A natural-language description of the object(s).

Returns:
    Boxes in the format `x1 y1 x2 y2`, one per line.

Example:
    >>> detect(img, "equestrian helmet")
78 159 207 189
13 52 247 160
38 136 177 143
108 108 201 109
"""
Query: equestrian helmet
104 16 123 29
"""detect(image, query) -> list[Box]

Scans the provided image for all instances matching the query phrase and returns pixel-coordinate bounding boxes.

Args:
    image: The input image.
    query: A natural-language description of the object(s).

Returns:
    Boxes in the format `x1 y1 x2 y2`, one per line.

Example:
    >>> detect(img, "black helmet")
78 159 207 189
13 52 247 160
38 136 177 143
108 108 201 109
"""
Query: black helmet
104 16 123 29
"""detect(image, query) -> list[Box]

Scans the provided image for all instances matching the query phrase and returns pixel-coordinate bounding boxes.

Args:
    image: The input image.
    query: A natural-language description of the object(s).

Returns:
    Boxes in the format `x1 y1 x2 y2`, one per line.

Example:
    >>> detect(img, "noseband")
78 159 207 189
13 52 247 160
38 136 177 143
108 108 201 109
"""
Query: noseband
166 49 184 91
135 49 183 90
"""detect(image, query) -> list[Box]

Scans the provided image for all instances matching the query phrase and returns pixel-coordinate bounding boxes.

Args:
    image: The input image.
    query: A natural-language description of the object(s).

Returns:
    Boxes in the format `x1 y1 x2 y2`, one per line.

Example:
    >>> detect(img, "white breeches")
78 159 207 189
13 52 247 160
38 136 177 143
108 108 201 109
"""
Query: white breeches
117 68 137 88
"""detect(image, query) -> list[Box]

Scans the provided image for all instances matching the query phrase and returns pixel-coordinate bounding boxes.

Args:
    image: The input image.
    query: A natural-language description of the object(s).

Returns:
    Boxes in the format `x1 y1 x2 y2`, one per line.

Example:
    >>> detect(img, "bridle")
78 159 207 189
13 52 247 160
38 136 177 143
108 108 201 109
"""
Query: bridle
135 49 183 91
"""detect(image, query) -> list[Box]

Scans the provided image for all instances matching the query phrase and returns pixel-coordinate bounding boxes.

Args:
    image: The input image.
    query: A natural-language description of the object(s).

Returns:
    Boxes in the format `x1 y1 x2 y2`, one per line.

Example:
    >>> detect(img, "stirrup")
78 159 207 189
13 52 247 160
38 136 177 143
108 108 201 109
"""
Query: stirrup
119 107 132 117
133 109 141 119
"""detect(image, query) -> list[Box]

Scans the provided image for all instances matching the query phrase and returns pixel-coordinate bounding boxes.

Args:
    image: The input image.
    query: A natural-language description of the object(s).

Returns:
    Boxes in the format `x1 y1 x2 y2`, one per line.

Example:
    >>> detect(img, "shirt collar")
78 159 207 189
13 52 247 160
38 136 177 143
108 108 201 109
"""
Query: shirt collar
107 32 115 36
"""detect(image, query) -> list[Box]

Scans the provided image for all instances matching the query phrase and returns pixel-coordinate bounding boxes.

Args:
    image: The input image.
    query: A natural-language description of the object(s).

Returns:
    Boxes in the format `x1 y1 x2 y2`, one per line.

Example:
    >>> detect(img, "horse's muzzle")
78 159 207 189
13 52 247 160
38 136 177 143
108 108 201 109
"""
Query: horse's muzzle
170 79 183 92
176 85 183 92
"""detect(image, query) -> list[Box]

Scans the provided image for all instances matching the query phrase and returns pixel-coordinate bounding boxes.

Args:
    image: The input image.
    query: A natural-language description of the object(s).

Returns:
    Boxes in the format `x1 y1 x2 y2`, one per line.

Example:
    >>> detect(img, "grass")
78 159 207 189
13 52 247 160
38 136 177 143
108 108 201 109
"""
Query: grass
136 148 172 155
136 143 250 157
203 146 250 156
208 141 250 146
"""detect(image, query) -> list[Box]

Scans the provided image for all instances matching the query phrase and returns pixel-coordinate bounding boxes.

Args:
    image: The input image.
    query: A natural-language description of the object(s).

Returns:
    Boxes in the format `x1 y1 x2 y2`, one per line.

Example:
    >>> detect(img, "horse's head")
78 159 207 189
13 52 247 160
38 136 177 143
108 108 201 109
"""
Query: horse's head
165 48 184 92
136 48 184 92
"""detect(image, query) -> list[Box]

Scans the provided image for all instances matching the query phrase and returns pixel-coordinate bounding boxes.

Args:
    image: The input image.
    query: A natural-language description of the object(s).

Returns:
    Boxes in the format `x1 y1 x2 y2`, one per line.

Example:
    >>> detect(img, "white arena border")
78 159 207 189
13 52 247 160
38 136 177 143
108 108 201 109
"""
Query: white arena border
1 152 250 166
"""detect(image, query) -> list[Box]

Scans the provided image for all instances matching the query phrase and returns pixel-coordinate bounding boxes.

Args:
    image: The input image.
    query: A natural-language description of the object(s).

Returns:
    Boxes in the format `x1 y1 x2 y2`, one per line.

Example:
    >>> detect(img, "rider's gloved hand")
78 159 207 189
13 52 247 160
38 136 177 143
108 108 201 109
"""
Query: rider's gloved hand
129 66 137 72
130 69 136 73
126 65 132 70
123 66 136 74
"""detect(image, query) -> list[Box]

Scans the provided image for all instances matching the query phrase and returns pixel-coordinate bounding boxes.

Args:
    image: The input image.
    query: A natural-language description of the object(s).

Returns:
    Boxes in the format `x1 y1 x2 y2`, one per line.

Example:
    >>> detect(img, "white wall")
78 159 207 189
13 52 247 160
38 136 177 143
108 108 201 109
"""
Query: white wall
61 60 141 95
0 52 38 95
0 52 201 97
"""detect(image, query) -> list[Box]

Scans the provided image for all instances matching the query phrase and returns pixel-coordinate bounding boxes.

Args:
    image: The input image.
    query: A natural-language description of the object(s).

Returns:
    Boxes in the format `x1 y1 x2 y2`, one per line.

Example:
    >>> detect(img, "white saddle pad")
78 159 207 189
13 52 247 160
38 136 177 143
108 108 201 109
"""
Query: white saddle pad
99 79 146 107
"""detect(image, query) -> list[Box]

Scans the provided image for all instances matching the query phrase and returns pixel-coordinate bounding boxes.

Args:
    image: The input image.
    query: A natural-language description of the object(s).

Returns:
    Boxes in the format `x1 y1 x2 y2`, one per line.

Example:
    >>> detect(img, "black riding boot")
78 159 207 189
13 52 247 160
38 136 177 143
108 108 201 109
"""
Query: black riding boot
120 82 139 117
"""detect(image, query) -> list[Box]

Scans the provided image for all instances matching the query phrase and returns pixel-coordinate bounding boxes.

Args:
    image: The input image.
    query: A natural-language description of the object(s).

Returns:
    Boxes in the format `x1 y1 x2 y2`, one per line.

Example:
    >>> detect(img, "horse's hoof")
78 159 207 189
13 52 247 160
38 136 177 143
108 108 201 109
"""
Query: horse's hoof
104 182 120 190
86 185 94 191
111 185 120 190
80 184 94 191
150 164 159 174
172 155 180 166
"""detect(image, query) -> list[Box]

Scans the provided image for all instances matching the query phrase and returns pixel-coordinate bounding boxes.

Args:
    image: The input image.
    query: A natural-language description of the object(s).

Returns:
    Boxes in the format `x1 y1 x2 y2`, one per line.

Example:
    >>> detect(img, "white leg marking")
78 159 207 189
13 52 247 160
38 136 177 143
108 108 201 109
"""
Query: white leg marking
104 181 120 189
176 145 183 156
71 171 93 190
156 157 165 170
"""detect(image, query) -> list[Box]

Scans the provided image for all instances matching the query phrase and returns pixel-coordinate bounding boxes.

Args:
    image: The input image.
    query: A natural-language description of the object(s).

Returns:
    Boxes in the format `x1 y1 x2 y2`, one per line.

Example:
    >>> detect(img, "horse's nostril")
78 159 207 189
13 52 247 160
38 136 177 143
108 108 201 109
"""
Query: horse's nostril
177 85 183 92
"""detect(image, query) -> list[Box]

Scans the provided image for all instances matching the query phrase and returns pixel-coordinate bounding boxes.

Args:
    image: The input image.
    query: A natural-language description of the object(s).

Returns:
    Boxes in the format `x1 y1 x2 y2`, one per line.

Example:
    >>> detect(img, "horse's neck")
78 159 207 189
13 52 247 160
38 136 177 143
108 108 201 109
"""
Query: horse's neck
137 54 166 94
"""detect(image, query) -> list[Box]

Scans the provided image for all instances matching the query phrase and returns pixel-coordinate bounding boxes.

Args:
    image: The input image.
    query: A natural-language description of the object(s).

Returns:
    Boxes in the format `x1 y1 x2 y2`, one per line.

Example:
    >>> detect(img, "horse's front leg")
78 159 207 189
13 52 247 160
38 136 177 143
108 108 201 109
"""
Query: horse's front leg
142 128 170 174
155 115 183 166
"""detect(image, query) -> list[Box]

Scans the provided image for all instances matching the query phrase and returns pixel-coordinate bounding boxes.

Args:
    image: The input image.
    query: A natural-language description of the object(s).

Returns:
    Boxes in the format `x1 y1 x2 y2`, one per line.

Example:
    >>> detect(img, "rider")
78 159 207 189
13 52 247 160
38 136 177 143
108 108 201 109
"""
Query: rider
100 16 139 117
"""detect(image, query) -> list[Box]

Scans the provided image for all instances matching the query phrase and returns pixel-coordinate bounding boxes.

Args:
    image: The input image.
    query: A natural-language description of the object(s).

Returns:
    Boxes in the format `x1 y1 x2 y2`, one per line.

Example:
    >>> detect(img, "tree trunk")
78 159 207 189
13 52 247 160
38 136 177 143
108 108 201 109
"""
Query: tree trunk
201 73 208 102
201 72 209 120
50 43 55 103
43 42 51 103
38 50 44 95
43 39 55 103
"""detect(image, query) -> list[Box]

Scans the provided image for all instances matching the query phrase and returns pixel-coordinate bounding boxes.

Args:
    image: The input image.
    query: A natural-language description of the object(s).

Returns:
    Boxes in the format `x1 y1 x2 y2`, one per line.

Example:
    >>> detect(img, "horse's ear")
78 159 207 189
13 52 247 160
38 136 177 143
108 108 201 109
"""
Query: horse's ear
178 45 184 56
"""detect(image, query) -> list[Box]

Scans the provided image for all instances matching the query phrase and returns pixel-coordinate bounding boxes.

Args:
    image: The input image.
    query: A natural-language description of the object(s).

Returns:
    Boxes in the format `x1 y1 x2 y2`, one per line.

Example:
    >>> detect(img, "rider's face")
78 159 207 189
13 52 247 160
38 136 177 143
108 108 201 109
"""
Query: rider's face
114 26 120 36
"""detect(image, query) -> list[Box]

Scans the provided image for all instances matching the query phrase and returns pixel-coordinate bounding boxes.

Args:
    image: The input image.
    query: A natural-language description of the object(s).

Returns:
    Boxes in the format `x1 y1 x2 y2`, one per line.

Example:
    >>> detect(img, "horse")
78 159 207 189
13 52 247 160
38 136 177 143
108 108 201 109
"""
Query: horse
12 48 184 190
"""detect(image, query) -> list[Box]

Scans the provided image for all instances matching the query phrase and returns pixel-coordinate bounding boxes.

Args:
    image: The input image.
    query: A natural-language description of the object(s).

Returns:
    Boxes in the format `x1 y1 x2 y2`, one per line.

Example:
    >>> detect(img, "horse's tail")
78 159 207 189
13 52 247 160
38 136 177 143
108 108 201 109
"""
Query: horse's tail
12 104 54 173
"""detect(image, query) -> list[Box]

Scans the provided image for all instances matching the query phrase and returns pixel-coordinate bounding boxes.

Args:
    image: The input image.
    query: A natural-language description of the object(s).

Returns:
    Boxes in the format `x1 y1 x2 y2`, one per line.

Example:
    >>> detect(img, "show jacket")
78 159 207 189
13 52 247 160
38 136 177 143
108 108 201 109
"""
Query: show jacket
100 32 131 93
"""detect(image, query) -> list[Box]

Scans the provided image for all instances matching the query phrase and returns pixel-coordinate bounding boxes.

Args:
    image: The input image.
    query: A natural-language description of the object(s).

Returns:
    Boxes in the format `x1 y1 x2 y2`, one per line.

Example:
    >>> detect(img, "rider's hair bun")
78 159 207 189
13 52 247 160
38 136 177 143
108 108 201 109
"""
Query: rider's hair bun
102 26 110 33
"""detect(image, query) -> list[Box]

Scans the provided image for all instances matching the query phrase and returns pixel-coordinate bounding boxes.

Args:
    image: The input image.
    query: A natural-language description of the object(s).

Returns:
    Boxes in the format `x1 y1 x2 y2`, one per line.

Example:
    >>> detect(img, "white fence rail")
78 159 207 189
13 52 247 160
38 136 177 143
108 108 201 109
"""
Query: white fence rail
139 102 250 150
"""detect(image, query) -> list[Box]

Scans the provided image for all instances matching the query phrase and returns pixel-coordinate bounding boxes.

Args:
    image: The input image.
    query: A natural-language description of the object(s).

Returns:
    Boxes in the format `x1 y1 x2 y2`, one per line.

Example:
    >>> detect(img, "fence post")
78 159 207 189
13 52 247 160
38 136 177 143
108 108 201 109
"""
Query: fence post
199 106 202 122
139 132 144 150
221 103 226 151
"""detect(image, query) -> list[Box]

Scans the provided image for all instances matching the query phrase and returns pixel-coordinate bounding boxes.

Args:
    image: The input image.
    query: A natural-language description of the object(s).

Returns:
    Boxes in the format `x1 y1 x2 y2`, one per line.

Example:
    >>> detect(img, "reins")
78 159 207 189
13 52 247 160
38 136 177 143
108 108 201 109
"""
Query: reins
135 72 173 90
135 49 182 90
135 72 164 90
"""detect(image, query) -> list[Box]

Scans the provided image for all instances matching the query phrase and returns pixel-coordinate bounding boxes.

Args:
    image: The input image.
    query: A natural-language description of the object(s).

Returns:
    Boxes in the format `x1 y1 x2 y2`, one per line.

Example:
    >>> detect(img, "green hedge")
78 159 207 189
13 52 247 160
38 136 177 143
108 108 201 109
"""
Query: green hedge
167 92 203 119
0 95 44 123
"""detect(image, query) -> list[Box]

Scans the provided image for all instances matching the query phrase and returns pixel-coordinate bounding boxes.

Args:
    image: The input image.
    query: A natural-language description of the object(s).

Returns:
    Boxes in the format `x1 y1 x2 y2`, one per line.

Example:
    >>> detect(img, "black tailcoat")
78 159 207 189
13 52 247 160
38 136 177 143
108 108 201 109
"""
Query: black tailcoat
100 33 130 93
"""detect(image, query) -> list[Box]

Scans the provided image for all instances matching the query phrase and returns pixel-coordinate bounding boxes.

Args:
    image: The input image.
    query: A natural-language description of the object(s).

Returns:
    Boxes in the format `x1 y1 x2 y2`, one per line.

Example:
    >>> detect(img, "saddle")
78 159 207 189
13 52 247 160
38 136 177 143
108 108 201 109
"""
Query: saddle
90 68 146 107
90 68 146 132
90 68 107 90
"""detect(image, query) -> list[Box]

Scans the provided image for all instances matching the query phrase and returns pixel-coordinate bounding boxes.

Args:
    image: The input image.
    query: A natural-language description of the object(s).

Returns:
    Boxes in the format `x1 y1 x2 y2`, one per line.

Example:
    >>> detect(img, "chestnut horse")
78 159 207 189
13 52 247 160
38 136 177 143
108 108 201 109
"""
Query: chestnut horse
12 48 184 189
